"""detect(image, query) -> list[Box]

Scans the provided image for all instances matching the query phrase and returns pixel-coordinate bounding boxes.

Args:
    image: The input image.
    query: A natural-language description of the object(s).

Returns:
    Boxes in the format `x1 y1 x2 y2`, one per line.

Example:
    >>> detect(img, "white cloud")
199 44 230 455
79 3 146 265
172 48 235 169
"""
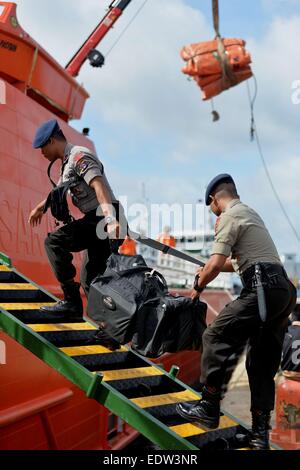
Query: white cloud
263 156 300 204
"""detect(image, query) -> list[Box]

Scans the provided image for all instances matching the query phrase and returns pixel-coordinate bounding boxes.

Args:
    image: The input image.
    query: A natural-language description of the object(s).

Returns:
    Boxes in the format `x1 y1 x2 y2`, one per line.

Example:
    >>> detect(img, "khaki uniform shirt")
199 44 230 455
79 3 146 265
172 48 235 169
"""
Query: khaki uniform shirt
211 199 281 274
61 144 117 215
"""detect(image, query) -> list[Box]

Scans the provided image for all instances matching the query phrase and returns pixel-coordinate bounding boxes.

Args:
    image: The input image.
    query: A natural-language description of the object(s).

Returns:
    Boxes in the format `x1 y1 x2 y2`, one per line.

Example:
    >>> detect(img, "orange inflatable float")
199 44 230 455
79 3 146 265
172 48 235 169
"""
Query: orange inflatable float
181 38 253 100
119 236 137 256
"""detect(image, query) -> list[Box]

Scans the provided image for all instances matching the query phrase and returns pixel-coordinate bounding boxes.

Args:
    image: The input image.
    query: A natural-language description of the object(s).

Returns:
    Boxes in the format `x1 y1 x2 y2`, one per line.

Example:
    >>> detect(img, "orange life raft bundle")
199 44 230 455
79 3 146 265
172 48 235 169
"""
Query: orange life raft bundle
181 38 253 100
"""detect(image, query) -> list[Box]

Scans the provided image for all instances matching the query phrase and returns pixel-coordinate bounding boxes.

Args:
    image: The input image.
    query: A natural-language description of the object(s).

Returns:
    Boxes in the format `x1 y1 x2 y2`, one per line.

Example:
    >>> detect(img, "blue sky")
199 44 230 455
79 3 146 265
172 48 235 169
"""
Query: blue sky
16 0 300 255
187 0 300 37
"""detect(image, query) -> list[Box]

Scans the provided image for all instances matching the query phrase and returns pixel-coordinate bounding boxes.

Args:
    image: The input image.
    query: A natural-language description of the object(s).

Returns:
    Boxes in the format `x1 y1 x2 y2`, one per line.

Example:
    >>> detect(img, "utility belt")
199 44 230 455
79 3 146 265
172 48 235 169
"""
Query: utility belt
241 262 288 289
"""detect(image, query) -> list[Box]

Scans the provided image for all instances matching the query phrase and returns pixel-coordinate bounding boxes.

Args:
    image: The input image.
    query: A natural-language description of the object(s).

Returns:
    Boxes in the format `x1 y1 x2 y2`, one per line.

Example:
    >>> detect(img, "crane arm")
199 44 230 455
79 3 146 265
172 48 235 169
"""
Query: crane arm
66 0 133 77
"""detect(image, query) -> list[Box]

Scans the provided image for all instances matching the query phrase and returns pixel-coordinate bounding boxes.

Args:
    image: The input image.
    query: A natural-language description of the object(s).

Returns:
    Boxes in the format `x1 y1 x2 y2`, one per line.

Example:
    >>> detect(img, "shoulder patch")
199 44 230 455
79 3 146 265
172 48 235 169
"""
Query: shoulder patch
73 152 85 164
76 159 90 176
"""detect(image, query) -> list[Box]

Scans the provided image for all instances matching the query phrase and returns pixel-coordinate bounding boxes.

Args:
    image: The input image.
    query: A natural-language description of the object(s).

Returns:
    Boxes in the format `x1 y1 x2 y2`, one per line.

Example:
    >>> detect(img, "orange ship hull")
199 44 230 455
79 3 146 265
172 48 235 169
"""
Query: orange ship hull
0 2 88 120
0 78 90 296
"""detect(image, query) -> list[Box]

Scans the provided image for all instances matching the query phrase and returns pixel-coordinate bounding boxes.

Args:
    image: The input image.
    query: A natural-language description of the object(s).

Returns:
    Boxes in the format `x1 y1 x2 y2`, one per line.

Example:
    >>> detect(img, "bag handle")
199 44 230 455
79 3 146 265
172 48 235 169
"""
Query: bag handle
145 269 168 293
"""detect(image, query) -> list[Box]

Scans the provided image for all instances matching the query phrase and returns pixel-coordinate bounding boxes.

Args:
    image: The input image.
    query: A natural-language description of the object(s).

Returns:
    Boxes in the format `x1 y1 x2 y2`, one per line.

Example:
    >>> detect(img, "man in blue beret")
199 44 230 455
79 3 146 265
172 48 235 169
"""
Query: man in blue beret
177 174 296 450
29 119 125 320
32 119 61 149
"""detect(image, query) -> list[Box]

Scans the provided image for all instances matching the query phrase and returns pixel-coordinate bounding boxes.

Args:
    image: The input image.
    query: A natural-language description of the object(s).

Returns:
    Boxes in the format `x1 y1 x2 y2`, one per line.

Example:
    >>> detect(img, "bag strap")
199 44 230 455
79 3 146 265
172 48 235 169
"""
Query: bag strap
47 159 82 189
47 160 58 188
129 230 206 267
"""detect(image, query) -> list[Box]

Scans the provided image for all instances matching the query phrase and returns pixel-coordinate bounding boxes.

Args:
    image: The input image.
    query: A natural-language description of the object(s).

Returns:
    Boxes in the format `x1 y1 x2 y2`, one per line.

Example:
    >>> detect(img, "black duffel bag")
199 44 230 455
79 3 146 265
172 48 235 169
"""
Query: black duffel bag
87 254 167 344
87 253 207 357
131 295 207 358
43 160 77 225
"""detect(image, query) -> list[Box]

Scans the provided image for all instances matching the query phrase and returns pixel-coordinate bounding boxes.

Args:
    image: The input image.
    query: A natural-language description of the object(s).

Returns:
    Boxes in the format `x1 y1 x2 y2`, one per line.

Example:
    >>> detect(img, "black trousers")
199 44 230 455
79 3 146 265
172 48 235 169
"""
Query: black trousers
44 211 111 296
200 267 297 411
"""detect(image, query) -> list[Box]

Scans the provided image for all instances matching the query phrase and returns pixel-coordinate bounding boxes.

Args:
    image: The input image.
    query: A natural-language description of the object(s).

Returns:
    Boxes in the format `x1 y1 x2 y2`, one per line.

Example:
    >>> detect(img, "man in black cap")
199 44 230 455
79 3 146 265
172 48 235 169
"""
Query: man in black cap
176 174 296 449
29 119 124 319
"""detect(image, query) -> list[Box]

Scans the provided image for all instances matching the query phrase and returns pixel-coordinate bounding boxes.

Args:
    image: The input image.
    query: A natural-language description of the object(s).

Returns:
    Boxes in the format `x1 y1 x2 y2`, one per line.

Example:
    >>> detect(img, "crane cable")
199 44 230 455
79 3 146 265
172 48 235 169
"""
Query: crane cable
210 0 237 122
246 77 300 245
105 0 149 58
212 0 237 90
213 0 299 244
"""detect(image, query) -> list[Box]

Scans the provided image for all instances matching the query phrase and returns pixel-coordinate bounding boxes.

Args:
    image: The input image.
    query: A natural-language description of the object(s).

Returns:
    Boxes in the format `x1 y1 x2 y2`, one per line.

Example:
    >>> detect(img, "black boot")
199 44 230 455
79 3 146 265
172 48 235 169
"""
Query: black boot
176 386 221 429
248 410 271 450
40 281 83 318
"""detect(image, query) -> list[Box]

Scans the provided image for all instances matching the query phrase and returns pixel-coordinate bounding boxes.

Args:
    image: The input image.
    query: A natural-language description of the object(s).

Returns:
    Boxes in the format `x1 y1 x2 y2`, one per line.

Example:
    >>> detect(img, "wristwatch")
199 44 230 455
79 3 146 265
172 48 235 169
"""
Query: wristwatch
105 216 117 225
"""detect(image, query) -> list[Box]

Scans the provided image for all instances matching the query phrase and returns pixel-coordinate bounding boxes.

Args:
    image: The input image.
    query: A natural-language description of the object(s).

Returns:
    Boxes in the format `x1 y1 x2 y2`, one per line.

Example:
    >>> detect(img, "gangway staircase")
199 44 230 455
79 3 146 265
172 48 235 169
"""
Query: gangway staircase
0 252 258 451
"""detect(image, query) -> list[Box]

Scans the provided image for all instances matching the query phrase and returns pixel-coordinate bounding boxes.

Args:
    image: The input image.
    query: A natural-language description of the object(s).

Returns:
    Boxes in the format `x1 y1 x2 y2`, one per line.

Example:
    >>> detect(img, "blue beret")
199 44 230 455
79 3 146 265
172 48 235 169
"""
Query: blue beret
33 119 60 149
205 174 235 205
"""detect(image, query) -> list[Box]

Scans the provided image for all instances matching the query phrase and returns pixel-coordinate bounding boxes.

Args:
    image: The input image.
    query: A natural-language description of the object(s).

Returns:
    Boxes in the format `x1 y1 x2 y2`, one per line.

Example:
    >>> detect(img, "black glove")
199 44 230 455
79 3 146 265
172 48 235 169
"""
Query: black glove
193 274 205 294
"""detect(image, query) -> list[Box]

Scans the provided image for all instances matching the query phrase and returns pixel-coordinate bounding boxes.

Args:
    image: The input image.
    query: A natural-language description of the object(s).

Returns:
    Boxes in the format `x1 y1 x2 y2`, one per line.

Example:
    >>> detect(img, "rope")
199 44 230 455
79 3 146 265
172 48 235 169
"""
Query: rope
211 0 236 89
209 0 236 121
212 0 220 37
105 0 149 58
246 77 300 245
247 74 258 141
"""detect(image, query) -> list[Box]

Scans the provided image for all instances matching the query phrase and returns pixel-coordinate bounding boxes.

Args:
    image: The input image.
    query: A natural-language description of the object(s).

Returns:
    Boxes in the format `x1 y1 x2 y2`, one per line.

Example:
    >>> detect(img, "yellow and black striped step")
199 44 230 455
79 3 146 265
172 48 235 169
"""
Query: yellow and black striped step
0 266 11 272
137 399 246 450
170 416 238 437
0 286 51 302
35 324 246 449
0 302 56 311
0 268 32 283
29 323 97 332
0 264 253 450
27 322 99 347
0 283 38 290
100 367 164 382
15 314 247 448
1 302 85 325
58 344 148 371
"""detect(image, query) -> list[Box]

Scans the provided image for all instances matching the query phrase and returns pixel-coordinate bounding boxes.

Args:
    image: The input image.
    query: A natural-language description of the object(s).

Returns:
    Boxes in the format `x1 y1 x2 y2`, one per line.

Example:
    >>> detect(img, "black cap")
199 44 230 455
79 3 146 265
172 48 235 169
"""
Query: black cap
33 119 60 149
205 174 235 205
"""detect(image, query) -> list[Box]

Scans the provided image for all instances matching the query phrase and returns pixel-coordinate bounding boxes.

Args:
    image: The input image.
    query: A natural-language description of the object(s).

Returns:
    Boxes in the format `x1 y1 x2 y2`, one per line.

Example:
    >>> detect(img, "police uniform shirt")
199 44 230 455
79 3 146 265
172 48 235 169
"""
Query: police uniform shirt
61 144 117 215
211 199 281 274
